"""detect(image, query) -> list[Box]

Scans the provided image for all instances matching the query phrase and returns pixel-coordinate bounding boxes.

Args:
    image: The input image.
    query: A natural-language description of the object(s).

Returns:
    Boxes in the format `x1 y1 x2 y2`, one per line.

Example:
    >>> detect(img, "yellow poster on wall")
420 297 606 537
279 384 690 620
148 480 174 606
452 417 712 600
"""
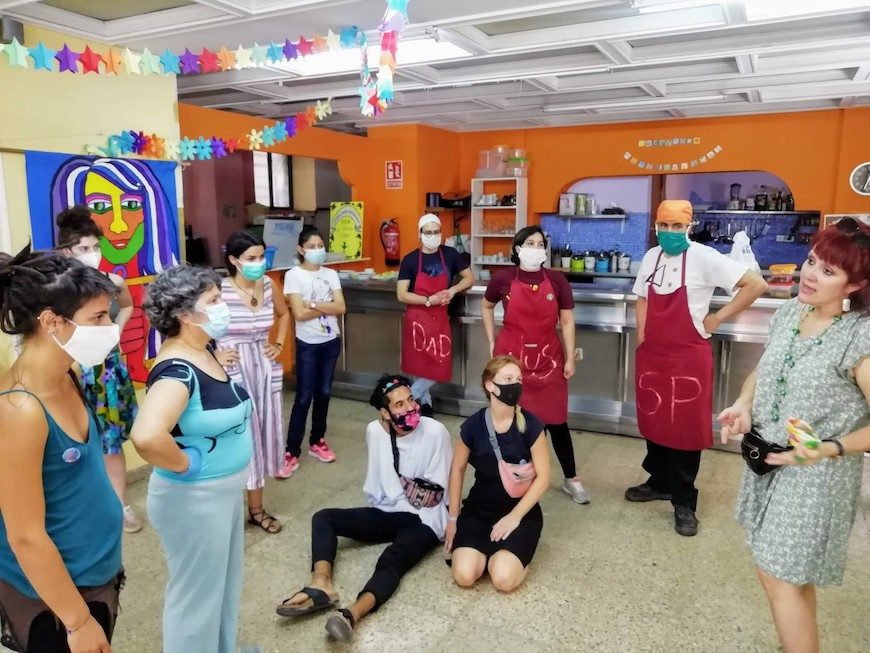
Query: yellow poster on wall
329 201 364 260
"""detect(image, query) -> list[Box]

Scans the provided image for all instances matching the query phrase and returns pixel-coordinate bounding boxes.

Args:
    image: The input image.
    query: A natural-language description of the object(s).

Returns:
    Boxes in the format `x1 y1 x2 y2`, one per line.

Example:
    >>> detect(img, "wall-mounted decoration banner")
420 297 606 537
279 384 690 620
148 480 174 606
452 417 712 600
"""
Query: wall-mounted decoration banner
622 144 724 172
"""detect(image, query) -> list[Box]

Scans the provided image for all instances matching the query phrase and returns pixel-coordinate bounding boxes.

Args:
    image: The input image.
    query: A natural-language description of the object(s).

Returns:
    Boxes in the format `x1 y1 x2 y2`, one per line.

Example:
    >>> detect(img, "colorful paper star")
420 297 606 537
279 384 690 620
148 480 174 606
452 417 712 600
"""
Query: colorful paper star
179 137 197 161
225 137 240 154
195 136 213 160
261 125 276 147
4 37 29 68
141 134 153 154
29 42 55 71
340 27 359 48
295 113 308 132
266 42 284 64
379 51 397 70
146 134 165 157
381 31 398 56
79 46 103 74
122 48 141 75
115 131 135 154
179 48 200 74
247 129 264 150
314 99 332 120
274 121 288 142
164 141 180 160
140 48 161 75
130 131 147 154
387 0 410 14
55 44 80 73
282 39 298 61
234 46 251 69
211 138 227 158
284 117 297 138
249 43 268 67
159 49 181 74
380 9 408 33
104 48 123 74
313 34 328 53
199 48 219 73
325 30 342 52
216 47 236 71
297 37 313 56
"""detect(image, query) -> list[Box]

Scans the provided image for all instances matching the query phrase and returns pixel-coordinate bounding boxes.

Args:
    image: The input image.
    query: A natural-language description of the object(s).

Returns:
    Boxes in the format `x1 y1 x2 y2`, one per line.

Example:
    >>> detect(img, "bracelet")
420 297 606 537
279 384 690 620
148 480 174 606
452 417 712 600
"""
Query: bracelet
65 612 91 635
823 439 845 457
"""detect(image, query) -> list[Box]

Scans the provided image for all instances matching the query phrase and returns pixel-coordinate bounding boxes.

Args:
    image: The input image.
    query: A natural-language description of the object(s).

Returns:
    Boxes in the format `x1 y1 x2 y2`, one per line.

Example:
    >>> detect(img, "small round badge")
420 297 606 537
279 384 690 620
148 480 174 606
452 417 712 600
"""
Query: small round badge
547 293 554 301
62 447 82 464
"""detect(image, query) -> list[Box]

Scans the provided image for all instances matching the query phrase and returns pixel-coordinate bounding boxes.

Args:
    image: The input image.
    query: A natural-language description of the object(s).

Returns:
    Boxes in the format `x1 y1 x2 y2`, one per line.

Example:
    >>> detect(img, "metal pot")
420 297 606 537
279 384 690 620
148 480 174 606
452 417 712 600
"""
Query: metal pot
584 251 597 270
618 254 631 271
570 255 585 271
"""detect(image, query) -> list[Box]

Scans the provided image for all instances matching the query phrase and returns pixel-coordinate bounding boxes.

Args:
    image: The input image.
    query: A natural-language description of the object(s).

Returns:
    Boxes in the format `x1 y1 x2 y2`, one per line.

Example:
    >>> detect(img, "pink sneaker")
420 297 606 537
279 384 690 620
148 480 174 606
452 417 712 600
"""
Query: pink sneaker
308 440 336 463
276 452 299 479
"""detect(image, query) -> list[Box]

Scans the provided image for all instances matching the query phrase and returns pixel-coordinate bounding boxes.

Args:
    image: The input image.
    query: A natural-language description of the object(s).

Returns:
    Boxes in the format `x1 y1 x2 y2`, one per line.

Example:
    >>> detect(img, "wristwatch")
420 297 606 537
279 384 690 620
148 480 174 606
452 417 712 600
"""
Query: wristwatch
310 300 317 309
425 296 431 307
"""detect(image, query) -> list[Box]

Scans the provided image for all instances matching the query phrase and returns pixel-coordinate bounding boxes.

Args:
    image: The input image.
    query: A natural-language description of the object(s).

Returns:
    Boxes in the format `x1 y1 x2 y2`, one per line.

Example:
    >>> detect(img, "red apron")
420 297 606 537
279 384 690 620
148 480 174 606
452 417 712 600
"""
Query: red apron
400 247 453 383
493 269 567 424
635 251 713 451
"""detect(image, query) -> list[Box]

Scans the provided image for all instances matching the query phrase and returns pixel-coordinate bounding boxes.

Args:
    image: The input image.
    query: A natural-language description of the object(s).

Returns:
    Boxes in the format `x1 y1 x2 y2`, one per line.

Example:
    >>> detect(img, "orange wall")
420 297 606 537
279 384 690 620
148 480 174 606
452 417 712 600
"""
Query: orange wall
180 105 870 271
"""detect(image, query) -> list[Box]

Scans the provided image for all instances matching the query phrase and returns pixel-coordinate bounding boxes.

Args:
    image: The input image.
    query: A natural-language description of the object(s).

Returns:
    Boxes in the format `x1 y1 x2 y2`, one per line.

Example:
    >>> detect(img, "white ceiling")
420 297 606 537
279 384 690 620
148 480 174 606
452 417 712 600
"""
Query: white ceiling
3 0 870 134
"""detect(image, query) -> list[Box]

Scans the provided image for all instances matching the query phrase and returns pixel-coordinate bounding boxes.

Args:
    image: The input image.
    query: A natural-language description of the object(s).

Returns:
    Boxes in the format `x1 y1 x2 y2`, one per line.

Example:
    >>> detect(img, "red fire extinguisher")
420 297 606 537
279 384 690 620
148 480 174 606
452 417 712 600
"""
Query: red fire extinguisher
380 219 401 267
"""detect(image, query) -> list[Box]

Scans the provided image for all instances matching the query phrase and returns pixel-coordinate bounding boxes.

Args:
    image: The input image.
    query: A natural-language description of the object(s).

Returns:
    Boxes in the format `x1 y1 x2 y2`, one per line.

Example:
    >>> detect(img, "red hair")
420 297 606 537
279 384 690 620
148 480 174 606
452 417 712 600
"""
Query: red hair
810 222 870 312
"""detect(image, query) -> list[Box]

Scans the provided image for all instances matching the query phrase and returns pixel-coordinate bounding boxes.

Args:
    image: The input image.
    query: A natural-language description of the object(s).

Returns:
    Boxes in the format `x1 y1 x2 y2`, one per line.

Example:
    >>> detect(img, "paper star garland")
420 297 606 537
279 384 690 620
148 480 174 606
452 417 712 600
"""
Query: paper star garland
216 47 236 71
250 44 268 67
326 30 342 52
116 131 135 153
130 131 147 154
79 46 103 74
122 48 141 75
225 138 240 154
195 136 213 160
179 48 199 74
199 48 219 74
313 34 328 53
282 39 298 61
104 48 124 74
5 37 29 68
314 99 333 120
247 129 264 150
266 42 283 64
29 42 55 71
261 125 276 147
340 27 359 48
274 121 289 142
147 134 165 157
164 141 180 160
212 137 227 157
297 37 314 56
234 46 252 69
56 44 80 73
179 138 197 161
140 48 161 75
159 49 181 74
284 117 297 138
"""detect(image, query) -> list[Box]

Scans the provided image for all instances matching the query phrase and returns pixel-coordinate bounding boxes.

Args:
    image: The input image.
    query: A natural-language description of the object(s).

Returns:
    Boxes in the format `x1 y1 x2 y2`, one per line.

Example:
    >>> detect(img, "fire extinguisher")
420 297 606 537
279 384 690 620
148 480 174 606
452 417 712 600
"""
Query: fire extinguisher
380 219 401 267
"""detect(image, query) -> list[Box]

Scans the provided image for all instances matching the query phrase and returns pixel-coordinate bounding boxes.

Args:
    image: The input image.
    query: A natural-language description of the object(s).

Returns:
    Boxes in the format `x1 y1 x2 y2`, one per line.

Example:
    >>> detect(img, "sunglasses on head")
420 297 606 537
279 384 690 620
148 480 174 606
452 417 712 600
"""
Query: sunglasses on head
835 218 870 248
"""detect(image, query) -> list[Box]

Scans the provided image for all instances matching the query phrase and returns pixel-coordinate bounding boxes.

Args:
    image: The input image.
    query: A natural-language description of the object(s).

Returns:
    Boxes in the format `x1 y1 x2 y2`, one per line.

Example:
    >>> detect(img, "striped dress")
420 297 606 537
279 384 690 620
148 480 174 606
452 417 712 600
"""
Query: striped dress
216 277 284 490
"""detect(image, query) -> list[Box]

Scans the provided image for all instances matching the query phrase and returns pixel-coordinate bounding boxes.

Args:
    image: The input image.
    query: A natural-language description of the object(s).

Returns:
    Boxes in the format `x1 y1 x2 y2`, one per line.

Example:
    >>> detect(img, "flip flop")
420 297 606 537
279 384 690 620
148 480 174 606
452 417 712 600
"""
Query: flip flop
324 609 355 642
275 587 338 617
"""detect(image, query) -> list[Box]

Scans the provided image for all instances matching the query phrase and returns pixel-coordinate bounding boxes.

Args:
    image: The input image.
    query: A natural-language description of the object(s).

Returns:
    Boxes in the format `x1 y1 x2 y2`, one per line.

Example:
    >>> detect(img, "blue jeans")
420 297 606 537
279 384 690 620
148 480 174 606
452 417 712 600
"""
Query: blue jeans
410 377 437 406
286 337 341 457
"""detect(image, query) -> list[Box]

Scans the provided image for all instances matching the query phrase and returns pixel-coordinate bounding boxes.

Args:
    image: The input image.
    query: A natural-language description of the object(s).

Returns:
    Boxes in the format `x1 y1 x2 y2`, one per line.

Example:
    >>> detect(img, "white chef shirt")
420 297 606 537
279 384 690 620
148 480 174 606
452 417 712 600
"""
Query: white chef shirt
363 417 452 540
283 265 342 344
632 242 750 338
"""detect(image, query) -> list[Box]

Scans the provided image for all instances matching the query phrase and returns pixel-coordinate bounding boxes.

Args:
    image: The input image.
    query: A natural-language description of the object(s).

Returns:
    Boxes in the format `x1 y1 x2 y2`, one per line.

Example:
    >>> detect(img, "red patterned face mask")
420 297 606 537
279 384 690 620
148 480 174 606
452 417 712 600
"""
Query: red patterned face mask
390 406 421 432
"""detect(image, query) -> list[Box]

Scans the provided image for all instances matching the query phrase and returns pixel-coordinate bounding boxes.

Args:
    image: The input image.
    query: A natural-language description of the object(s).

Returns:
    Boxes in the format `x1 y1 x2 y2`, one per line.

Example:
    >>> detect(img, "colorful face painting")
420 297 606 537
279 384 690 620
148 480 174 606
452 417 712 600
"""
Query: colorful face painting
25 152 181 383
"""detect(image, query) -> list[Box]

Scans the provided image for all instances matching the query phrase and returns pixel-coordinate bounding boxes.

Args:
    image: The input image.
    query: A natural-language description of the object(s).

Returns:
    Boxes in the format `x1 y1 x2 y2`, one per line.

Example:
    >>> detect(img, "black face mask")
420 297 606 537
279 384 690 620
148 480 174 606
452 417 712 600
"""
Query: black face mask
492 382 522 407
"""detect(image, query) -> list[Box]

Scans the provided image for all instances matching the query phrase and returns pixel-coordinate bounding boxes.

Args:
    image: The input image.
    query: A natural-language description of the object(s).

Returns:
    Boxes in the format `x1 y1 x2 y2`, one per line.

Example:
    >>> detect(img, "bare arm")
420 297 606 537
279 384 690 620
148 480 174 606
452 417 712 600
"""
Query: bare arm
129 379 191 472
707 270 767 331
110 273 133 332
0 396 96 633
447 439 470 521
482 299 497 356
506 432 551 520
271 283 291 344
314 288 346 316
448 267 476 297
559 308 576 378
635 296 648 346
396 279 429 306
718 368 757 442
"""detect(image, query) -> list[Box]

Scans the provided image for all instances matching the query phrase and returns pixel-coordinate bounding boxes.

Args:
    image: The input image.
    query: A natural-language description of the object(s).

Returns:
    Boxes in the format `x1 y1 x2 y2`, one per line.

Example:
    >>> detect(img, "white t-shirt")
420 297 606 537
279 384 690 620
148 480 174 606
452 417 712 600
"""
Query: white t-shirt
632 242 750 338
363 417 452 540
283 265 342 344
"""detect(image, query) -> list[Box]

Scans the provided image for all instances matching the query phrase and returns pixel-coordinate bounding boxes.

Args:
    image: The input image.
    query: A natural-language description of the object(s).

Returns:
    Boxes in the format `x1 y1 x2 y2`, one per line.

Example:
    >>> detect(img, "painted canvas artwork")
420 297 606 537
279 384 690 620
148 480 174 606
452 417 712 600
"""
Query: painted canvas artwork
25 152 180 383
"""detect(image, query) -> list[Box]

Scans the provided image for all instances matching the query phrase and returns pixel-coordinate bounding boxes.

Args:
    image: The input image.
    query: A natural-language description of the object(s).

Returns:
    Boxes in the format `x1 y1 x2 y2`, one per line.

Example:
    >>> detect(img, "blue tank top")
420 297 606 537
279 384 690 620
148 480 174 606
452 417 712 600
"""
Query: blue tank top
0 387 123 599
147 358 253 483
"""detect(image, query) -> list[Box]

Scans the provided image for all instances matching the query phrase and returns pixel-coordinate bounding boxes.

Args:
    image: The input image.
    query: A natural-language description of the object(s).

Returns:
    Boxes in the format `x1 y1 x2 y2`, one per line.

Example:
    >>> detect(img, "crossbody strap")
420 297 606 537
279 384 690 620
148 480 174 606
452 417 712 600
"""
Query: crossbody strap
483 409 505 462
389 430 401 476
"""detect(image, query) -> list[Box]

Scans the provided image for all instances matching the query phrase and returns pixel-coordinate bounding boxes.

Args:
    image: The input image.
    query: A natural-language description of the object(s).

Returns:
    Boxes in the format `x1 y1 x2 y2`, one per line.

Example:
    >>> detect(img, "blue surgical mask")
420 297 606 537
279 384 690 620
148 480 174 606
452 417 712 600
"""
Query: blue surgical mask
304 247 327 265
196 302 231 339
240 259 267 281
656 228 690 256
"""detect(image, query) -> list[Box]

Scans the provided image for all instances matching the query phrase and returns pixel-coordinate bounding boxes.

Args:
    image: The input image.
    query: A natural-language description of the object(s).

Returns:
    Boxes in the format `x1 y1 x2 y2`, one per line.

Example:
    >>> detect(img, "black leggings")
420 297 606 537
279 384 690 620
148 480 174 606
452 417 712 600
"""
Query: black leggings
546 422 576 478
311 507 438 609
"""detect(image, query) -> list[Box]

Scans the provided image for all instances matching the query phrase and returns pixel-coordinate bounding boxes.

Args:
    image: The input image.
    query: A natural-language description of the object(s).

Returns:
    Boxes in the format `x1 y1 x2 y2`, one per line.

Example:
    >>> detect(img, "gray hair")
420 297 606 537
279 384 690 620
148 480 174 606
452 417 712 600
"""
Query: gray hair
143 264 222 337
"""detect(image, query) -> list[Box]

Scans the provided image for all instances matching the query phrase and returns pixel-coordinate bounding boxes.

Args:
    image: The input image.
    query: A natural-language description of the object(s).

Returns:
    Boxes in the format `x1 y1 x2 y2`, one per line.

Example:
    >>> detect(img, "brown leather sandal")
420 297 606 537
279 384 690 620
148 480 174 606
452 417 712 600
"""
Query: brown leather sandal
248 507 283 534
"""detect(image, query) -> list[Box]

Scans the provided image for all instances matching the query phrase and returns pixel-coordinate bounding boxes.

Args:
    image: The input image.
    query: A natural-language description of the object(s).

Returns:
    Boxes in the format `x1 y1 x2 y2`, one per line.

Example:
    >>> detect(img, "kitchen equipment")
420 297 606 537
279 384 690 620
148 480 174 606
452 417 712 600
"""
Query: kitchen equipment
595 252 609 273
726 200 741 210
551 245 561 269
425 192 441 208
609 250 619 273
586 194 597 215
575 193 587 215
561 243 572 269
755 189 769 211
618 254 631 271
584 251 597 270
570 255 585 271
730 183 741 201
559 194 577 215
768 263 797 284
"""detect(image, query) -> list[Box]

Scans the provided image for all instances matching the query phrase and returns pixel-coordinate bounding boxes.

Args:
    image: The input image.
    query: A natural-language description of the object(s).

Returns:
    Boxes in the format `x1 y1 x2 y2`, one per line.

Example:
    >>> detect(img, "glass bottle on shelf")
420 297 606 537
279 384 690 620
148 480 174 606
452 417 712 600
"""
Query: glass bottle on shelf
785 193 795 211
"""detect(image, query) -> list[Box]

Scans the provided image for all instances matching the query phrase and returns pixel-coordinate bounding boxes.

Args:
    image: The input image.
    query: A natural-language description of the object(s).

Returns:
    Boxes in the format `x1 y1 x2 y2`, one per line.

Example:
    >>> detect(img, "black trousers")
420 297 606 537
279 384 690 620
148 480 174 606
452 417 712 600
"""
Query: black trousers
311 507 438 609
642 439 702 511
546 422 576 479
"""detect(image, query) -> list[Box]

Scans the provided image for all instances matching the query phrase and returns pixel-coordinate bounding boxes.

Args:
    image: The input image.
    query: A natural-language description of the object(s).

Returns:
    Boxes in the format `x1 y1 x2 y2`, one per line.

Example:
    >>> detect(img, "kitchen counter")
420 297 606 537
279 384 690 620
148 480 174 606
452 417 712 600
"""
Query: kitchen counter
324 277 783 452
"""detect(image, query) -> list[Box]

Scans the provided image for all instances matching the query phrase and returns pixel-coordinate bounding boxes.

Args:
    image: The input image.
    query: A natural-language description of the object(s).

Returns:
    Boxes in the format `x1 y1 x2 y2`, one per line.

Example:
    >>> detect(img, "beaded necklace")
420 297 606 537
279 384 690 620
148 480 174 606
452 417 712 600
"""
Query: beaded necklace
770 306 842 423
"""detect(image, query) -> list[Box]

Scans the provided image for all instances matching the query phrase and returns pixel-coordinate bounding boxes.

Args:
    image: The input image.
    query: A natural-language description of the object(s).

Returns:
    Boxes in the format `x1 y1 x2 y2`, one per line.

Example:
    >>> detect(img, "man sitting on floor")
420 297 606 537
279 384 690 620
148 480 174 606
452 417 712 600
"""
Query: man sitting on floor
275 374 452 642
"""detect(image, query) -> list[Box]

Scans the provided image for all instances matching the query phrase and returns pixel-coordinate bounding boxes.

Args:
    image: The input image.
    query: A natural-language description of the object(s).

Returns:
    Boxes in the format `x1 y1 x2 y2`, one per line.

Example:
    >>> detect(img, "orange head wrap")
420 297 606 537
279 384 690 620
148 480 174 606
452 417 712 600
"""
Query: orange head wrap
656 200 693 225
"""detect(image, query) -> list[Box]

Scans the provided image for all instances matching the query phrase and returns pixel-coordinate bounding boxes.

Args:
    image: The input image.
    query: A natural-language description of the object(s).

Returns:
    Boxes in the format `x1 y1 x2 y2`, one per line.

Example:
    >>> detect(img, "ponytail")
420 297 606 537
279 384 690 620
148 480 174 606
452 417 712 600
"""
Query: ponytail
515 404 526 433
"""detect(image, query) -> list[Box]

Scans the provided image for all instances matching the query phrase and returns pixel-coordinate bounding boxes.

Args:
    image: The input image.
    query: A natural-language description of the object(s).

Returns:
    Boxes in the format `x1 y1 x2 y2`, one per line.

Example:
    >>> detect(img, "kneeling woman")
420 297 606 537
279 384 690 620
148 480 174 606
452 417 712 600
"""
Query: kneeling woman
446 355 550 591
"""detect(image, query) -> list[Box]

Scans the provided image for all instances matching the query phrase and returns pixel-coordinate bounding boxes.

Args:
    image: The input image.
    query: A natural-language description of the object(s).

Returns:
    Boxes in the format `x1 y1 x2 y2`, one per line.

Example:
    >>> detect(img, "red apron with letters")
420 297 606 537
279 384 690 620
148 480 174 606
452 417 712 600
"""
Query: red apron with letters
493 269 567 424
401 247 453 382
635 251 713 451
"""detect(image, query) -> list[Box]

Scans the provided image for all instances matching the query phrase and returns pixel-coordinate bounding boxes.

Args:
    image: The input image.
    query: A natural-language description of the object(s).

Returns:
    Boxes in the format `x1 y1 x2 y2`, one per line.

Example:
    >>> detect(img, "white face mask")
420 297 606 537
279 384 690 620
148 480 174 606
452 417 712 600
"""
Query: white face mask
304 247 327 265
421 234 441 250
517 246 547 270
75 251 102 269
52 321 120 367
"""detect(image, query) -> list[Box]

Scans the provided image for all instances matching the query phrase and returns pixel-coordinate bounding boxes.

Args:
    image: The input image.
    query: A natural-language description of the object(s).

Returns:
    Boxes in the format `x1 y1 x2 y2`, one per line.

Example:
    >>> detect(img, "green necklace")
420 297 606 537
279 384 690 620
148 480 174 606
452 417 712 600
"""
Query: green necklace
770 306 842 423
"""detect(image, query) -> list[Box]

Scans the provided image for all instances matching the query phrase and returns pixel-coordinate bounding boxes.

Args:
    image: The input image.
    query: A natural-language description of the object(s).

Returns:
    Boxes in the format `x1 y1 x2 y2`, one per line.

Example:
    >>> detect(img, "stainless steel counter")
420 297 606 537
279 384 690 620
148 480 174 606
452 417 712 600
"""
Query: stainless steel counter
326 278 783 452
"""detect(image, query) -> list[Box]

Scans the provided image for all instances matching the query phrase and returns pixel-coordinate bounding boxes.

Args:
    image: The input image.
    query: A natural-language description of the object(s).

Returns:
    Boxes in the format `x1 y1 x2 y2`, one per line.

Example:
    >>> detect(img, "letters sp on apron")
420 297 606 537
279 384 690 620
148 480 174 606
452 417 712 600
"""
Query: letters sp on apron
634 251 713 451
401 248 453 383
493 269 567 425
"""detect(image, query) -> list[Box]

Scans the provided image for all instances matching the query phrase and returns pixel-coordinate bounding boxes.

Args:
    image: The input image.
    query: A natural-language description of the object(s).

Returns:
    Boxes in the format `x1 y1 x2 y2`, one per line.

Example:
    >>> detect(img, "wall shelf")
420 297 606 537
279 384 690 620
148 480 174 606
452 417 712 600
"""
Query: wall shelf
474 260 514 266
474 233 514 238
694 210 820 216
541 213 627 219
471 177 527 277
473 205 517 210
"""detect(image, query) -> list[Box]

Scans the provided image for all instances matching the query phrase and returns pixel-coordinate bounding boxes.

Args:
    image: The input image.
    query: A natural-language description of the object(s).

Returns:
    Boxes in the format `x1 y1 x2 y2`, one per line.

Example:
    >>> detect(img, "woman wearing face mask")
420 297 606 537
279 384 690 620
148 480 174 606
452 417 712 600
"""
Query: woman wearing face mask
628 200 766 537
215 231 289 534
279 227 345 477
132 265 254 653
446 356 550 592
396 213 475 416
718 219 869 653
0 246 124 653
56 205 142 534
481 226 589 504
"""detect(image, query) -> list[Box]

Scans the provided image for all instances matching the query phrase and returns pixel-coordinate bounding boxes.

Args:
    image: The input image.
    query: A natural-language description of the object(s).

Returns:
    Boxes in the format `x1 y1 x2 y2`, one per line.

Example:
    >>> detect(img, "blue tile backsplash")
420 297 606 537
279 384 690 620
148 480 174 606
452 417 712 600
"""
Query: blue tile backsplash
541 212 814 269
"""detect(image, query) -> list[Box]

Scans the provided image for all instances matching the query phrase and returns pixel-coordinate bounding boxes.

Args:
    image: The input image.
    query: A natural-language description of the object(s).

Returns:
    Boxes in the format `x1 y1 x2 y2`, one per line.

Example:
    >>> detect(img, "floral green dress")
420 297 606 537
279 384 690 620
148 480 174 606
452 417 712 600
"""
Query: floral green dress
735 298 869 586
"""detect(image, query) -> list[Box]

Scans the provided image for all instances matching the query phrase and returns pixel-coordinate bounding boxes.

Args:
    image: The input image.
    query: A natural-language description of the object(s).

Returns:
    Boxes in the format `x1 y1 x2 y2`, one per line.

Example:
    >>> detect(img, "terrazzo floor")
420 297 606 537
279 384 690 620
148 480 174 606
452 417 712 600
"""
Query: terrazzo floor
111 396 870 652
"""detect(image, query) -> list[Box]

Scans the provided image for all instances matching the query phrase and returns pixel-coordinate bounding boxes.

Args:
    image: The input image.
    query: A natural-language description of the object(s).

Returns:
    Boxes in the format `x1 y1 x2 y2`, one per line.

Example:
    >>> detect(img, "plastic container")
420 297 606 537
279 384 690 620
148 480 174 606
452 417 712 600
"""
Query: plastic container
506 166 528 177
507 148 526 160
768 263 797 284
264 245 277 269
767 281 794 298
475 167 492 178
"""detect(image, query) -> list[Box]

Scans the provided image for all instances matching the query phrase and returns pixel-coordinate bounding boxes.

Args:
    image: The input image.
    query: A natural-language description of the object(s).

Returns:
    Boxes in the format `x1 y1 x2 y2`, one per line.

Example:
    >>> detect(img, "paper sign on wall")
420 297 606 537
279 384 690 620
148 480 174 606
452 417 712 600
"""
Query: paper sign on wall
329 201 364 260
385 160 403 189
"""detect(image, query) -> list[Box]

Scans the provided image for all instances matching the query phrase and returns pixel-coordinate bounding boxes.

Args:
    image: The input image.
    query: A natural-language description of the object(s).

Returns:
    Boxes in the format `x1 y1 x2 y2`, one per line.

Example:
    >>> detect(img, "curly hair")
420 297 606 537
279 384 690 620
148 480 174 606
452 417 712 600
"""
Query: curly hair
0 244 117 336
369 373 413 411
143 264 221 337
56 205 102 248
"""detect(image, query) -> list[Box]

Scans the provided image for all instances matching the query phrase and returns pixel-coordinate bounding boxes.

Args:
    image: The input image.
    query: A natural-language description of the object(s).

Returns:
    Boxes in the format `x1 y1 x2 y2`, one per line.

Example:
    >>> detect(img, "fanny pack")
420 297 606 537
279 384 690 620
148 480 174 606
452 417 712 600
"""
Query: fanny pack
390 432 444 509
484 409 536 498
741 427 791 476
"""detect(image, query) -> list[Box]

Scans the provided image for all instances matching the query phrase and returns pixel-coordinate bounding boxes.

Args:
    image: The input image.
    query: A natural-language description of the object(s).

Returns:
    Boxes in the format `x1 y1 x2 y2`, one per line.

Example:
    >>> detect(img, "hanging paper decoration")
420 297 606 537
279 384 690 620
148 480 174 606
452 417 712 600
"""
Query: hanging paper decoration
29 42 55 71
104 48 124 75
55 44 79 73
360 0 411 117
